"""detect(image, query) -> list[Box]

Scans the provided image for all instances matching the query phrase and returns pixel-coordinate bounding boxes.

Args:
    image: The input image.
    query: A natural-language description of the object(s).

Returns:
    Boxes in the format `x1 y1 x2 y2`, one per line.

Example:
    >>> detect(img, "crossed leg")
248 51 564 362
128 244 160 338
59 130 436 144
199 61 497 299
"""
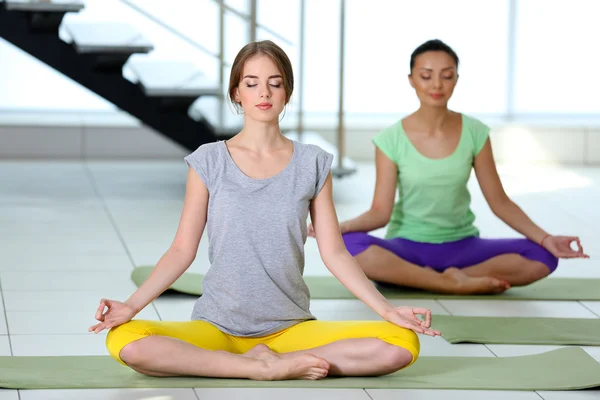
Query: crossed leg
345 233 558 294
106 319 418 380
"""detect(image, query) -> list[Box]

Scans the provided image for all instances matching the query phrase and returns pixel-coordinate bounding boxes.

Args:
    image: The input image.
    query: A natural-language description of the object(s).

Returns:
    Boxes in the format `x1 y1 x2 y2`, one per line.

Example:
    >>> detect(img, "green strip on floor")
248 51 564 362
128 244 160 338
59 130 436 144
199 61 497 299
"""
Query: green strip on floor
1 348 599 390
132 266 600 301
432 316 600 345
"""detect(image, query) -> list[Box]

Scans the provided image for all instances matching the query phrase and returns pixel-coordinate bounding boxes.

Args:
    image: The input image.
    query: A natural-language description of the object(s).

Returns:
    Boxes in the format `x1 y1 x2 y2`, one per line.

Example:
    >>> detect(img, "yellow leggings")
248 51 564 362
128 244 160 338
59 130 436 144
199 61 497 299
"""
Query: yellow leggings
107 319 420 367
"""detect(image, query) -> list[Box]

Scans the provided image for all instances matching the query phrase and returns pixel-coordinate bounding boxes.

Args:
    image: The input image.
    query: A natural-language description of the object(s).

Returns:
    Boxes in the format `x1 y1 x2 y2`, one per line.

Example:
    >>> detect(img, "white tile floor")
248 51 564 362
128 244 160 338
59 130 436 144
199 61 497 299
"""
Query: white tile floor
1 159 599 400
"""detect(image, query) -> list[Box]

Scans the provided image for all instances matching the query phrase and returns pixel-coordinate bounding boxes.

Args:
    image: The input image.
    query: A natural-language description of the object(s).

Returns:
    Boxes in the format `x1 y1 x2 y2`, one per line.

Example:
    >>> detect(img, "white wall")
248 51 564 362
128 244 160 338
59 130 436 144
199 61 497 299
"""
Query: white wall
1 117 599 166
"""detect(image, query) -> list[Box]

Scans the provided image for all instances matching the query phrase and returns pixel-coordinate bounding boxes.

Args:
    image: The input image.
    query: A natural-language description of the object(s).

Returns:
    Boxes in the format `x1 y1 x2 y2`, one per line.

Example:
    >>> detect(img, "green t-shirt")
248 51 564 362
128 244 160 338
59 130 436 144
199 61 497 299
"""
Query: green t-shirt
372 114 490 244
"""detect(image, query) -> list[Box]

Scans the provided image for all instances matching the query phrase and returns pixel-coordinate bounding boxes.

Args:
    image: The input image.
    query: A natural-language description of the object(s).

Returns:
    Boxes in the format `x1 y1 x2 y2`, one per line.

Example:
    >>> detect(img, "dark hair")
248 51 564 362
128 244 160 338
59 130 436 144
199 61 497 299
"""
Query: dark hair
228 40 294 111
410 39 459 71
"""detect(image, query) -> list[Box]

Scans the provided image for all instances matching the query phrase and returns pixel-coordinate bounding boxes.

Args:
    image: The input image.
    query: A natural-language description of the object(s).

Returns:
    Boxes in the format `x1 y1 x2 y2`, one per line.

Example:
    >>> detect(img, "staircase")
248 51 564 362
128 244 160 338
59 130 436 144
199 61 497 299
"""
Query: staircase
0 0 357 177
0 0 236 151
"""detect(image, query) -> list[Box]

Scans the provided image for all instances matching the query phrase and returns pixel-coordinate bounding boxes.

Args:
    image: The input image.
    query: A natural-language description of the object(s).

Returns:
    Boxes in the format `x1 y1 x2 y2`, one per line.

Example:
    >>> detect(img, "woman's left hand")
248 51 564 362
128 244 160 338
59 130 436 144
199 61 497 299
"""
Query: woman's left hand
542 235 590 259
385 307 441 336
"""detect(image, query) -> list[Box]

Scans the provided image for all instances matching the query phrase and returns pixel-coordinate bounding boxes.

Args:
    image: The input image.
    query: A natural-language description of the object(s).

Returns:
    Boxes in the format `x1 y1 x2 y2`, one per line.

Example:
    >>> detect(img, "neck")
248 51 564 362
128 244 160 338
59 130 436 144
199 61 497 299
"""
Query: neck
414 105 451 131
235 117 286 150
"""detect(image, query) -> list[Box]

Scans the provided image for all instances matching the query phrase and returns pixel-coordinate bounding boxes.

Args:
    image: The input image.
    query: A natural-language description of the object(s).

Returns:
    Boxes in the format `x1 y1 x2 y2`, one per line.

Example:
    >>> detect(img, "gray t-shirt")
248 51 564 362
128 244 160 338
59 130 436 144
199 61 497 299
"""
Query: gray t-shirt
184 140 333 337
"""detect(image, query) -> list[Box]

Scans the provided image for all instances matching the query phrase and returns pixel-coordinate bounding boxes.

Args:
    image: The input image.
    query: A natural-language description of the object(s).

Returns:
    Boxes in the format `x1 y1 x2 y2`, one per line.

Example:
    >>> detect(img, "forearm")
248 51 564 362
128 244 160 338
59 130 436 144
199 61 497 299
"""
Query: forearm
125 247 194 312
322 249 395 318
493 200 548 244
342 208 389 233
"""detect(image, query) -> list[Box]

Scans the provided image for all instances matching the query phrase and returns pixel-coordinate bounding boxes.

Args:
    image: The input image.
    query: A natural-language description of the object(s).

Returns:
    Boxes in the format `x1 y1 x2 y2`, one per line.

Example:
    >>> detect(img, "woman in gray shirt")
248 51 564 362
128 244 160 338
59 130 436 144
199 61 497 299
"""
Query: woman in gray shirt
90 40 439 381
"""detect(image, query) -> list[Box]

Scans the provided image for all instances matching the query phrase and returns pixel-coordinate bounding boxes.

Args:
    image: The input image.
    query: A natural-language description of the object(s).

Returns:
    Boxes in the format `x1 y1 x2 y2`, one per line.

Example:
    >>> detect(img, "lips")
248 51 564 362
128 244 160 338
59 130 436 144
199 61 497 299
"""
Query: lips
256 103 272 110
430 94 443 99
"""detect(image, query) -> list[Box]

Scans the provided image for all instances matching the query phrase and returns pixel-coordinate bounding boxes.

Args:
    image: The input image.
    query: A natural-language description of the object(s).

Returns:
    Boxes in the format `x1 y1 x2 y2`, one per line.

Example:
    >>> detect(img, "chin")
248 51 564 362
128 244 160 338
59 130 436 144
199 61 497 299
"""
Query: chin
426 100 449 108
247 113 280 123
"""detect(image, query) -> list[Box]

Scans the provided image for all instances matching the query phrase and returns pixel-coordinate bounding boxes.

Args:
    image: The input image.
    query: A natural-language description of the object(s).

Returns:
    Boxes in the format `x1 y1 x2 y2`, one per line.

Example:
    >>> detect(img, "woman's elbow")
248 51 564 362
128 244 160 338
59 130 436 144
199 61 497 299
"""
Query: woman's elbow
371 207 392 228
168 245 197 265
489 196 512 217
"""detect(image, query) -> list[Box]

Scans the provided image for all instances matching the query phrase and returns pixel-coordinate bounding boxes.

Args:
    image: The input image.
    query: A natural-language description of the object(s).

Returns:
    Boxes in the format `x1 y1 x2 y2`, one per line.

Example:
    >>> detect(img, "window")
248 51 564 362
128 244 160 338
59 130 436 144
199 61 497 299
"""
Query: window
302 0 341 114
514 0 600 114
343 0 509 117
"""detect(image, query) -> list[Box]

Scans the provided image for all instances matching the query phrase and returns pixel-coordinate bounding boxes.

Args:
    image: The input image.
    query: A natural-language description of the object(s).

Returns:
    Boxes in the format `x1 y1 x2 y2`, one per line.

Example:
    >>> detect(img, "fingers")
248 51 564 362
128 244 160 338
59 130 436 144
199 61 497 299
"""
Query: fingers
410 308 432 327
404 321 441 336
393 318 424 333
575 239 589 257
557 251 589 259
410 307 431 316
565 237 588 254
88 322 108 334
396 317 428 334
421 328 441 337
89 318 120 334
423 310 432 328
94 299 108 321
408 324 425 334
389 312 443 336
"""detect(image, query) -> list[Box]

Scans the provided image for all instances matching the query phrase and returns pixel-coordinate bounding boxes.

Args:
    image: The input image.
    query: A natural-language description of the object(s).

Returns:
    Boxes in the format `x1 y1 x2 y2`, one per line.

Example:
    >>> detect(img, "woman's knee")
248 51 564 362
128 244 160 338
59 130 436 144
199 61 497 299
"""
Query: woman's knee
342 232 382 258
118 339 146 366
377 324 420 370
376 341 416 372
105 320 150 364
523 241 559 275
525 259 554 282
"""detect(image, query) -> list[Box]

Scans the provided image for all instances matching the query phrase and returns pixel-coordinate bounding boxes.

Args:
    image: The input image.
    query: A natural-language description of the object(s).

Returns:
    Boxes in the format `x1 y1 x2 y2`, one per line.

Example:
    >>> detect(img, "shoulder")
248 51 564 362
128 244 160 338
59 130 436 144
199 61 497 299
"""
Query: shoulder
460 113 490 155
372 119 405 163
377 119 405 139
295 142 333 163
184 141 225 169
293 142 334 198
461 113 491 135
186 141 223 160
184 141 225 187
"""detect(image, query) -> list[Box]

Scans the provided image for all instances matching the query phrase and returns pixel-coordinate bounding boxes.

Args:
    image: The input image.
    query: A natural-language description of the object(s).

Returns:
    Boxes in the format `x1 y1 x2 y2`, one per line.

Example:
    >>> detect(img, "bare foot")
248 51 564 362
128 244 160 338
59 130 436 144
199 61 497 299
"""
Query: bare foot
443 268 510 294
253 352 330 381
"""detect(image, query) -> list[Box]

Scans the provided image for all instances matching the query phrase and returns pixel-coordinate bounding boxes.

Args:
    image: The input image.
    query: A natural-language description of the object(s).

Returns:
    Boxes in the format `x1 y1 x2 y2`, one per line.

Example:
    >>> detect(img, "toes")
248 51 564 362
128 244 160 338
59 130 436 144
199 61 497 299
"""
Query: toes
307 367 328 380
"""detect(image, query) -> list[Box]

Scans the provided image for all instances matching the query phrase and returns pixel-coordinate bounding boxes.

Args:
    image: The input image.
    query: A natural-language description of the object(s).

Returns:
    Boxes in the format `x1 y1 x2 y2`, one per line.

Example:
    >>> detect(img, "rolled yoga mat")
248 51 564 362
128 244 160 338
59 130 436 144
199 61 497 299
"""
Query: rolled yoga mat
132 266 600 301
431 315 600 345
1 348 599 390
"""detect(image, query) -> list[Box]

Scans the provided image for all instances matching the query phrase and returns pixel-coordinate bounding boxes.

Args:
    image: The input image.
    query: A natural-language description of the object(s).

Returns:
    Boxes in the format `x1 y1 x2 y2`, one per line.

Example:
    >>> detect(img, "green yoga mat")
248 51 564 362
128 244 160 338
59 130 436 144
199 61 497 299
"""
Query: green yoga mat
432 316 600 345
132 266 600 300
1 348 599 390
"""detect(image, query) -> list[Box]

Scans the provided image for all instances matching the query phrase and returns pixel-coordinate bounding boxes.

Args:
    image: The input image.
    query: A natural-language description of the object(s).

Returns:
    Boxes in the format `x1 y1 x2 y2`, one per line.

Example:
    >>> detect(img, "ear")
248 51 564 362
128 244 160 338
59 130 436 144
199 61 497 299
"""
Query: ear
233 87 241 104
408 74 415 89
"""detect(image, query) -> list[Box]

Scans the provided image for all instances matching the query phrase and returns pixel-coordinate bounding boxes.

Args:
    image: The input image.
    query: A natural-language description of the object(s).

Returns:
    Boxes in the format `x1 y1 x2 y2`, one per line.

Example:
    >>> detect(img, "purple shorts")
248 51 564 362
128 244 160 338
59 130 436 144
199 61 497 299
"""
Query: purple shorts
342 232 559 273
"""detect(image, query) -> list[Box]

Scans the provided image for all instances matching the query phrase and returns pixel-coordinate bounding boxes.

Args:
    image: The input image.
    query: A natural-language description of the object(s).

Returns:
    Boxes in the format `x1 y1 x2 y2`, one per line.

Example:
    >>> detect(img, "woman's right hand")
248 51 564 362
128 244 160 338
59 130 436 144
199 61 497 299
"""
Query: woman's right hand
88 299 137 334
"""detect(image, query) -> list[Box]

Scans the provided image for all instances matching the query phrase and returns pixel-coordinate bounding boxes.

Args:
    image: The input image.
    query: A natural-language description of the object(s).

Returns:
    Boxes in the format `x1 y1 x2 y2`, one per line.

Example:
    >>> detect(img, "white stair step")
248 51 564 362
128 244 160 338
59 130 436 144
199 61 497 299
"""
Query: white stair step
64 22 153 54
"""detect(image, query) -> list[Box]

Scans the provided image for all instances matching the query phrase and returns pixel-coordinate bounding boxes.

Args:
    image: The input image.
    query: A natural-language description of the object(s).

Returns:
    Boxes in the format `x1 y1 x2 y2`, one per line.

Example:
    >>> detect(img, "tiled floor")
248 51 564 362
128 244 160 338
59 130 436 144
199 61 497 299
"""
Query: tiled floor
1 159 599 399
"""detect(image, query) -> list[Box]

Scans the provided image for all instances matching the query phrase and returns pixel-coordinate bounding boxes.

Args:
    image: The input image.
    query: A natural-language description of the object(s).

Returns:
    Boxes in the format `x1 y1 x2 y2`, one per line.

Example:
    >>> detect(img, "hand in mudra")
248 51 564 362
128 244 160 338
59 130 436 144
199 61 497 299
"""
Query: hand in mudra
385 307 441 336
88 299 137 334
542 235 589 259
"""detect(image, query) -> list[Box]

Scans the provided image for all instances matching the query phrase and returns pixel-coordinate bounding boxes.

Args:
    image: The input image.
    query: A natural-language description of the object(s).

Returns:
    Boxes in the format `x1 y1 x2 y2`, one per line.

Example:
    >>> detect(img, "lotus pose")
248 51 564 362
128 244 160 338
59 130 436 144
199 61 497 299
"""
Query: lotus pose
89 40 439 382
315 39 588 295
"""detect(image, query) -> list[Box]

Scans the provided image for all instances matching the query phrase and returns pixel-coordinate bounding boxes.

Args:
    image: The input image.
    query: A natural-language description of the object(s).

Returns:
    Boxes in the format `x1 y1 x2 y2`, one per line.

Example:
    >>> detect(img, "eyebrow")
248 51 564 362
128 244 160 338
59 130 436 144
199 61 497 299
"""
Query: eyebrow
243 74 283 79
419 67 456 72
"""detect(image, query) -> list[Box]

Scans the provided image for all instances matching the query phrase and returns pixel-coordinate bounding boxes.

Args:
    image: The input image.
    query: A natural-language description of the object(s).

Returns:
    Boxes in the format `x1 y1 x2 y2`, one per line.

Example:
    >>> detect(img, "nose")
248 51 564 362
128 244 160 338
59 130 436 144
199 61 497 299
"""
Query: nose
259 83 271 99
432 76 442 89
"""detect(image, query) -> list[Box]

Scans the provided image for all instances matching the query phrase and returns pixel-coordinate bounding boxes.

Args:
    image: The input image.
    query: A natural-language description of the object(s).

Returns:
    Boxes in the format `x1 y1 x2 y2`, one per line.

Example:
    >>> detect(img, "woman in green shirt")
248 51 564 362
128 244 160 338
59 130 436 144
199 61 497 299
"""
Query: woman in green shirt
314 39 588 295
